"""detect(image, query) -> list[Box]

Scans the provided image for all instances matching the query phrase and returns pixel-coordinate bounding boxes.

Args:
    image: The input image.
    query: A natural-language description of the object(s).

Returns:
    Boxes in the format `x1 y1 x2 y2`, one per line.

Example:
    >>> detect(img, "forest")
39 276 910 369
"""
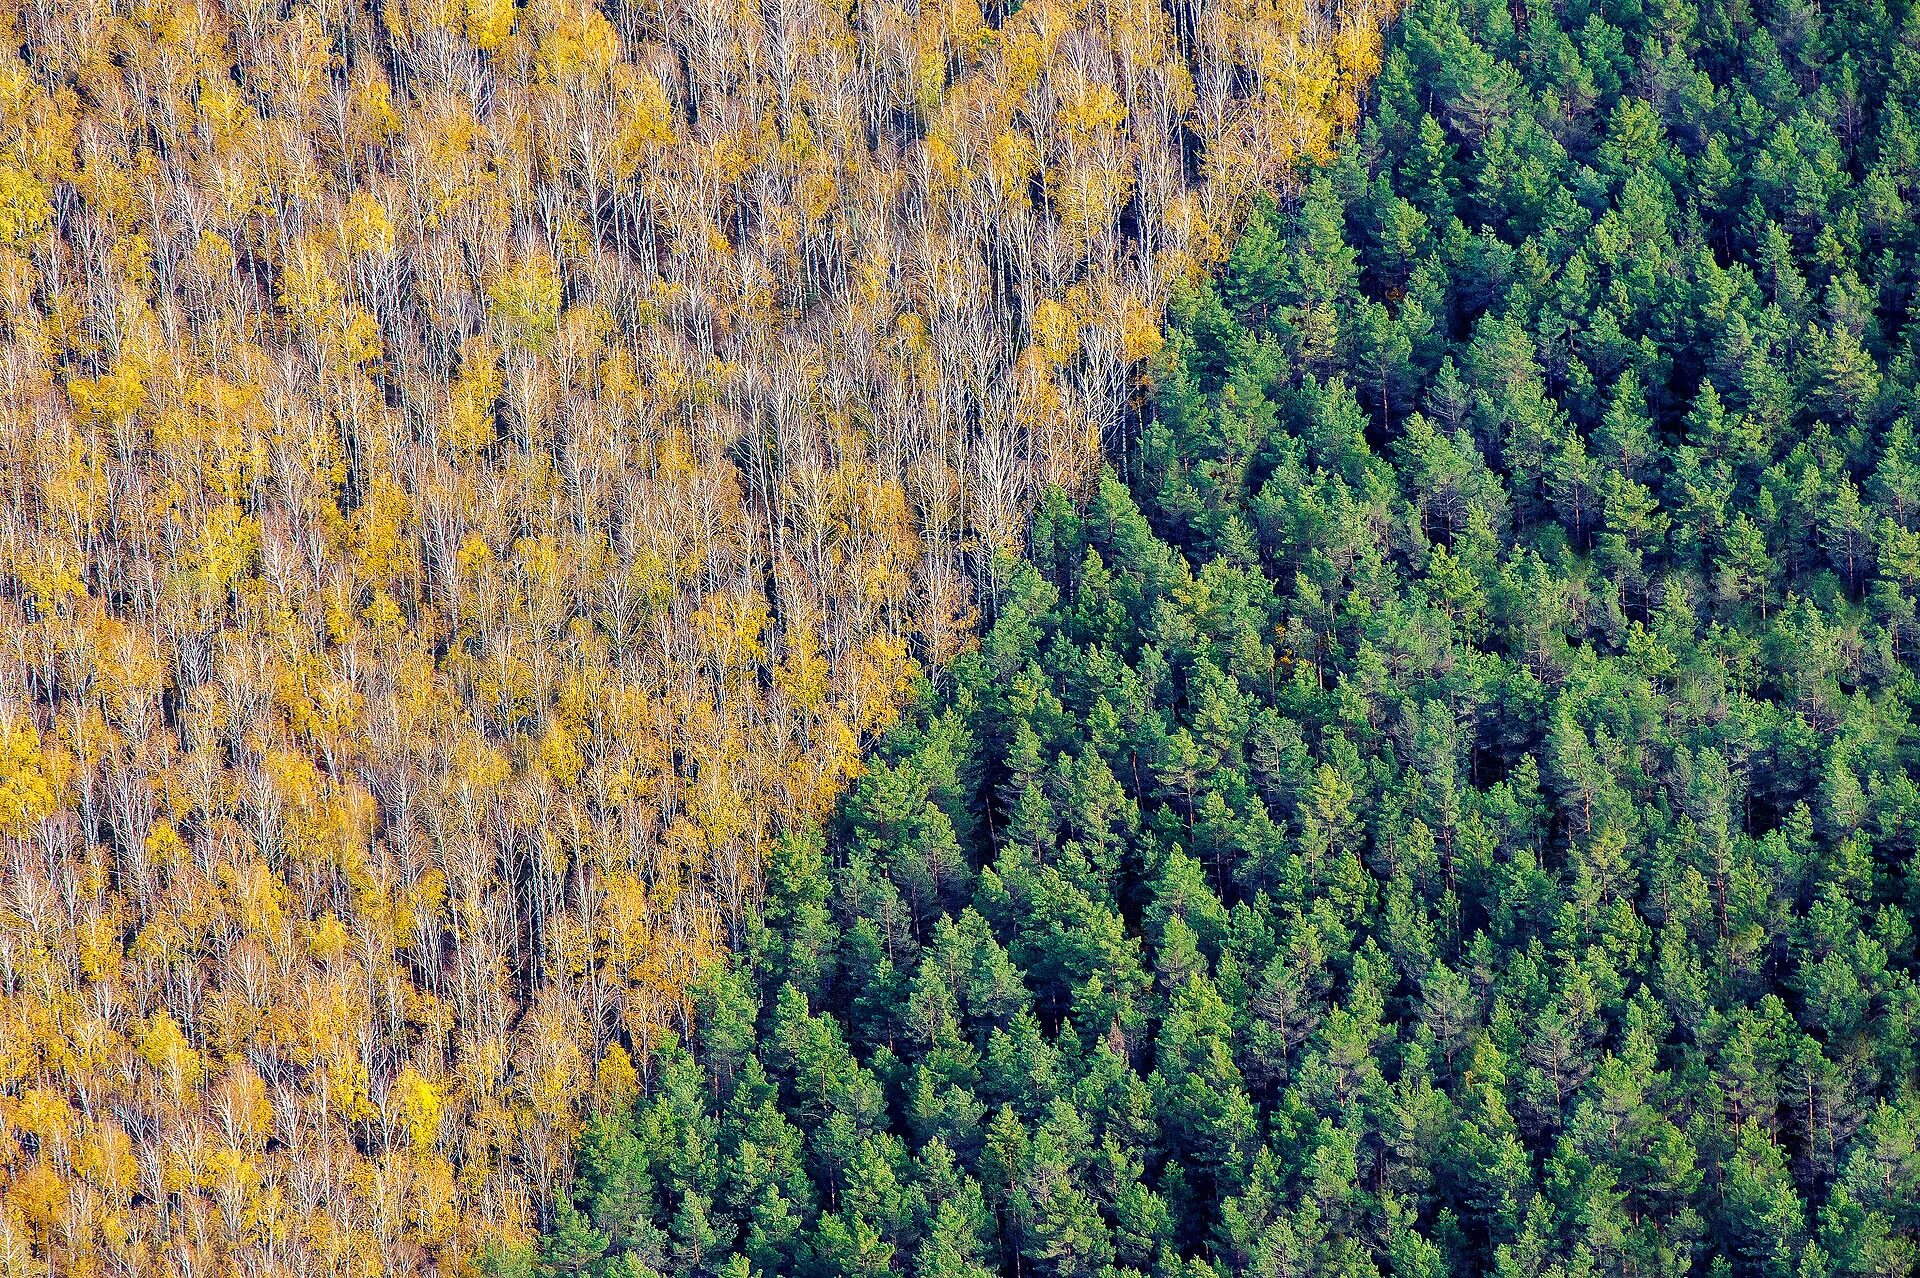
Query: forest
0 0 1391 1272
508 0 1920 1272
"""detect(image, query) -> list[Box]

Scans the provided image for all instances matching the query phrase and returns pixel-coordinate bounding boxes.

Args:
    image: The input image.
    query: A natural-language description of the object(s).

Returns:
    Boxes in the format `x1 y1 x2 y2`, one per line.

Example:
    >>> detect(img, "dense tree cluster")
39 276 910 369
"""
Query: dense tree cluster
0 0 1396 1271
520 0 1920 1272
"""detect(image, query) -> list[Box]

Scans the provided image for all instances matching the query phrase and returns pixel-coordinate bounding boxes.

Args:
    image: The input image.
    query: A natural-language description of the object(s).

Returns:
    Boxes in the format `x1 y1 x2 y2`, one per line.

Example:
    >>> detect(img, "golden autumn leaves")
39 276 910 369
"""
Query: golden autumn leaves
0 0 1396 1272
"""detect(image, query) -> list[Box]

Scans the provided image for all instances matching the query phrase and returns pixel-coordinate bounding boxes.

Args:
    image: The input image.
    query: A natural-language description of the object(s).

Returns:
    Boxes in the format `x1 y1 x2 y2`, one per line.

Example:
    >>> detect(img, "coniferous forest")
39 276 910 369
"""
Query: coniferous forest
510 0 1920 1273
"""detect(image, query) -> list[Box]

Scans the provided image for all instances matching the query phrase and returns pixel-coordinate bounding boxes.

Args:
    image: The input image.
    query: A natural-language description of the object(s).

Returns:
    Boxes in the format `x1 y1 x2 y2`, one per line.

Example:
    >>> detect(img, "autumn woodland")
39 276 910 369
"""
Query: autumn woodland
0 0 1395 1272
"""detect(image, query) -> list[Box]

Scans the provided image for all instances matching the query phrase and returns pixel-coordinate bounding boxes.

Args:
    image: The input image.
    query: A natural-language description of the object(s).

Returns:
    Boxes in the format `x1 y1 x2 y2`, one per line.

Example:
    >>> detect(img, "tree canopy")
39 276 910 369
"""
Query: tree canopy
520 0 1920 1269
0 0 1395 1269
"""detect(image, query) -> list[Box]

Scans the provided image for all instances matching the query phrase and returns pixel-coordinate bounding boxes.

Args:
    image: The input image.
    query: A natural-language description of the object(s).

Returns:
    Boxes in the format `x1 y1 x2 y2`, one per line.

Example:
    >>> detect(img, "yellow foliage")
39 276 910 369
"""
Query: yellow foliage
1030 298 1081 367
136 1012 203 1099
531 0 620 85
614 73 676 177
466 0 517 49
391 1066 444 1150
9 1162 64 1236
326 1057 377 1126
308 912 352 963
228 860 287 939
13 546 86 616
214 1064 275 1145
6 1089 71 1146
340 307 384 364
1058 80 1126 139
775 617 831 715
65 361 145 431
75 917 120 984
280 240 344 336
0 715 54 838
204 1146 260 1200
73 1122 139 1199
0 166 51 249
189 506 260 595
1120 295 1165 363
537 720 583 787
593 1043 638 1113
351 475 412 582
487 252 562 350
341 192 396 257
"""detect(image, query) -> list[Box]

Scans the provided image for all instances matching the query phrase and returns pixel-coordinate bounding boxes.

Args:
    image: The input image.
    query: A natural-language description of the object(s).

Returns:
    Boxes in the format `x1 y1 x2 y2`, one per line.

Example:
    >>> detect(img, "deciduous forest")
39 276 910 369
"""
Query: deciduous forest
511 0 1920 1272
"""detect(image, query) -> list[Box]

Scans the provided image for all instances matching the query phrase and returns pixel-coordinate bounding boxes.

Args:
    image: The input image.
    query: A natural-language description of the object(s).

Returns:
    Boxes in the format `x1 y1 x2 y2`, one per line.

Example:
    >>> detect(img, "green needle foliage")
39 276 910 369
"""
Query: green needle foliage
514 0 1920 1271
